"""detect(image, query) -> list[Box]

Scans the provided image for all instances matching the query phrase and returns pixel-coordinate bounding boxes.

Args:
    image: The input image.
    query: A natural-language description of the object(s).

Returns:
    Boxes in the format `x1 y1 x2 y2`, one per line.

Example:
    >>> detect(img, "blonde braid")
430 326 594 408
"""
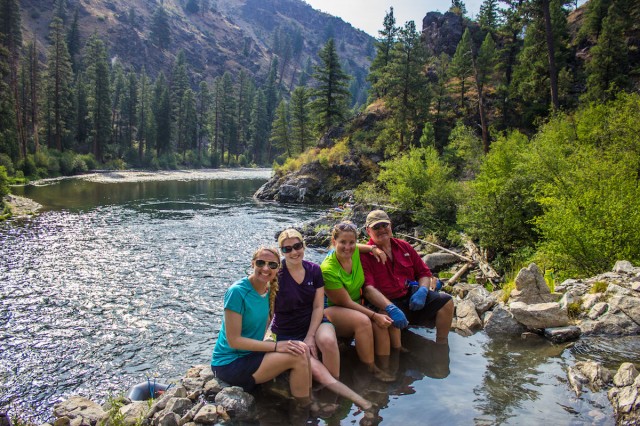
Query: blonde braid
251 246 281 319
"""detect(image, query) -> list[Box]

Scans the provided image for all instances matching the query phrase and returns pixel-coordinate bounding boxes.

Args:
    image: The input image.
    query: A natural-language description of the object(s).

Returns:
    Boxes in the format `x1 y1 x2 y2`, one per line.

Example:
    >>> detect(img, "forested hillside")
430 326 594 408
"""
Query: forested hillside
0 0 372 179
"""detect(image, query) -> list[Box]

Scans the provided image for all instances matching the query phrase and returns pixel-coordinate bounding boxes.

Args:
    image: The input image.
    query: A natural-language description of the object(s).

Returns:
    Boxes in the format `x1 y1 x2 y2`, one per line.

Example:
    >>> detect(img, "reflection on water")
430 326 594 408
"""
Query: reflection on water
1 174 638 424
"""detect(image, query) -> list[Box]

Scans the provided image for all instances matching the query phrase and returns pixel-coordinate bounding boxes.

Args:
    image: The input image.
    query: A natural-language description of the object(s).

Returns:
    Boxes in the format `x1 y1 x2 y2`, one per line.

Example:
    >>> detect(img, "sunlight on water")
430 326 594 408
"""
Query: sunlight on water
1 173 637 424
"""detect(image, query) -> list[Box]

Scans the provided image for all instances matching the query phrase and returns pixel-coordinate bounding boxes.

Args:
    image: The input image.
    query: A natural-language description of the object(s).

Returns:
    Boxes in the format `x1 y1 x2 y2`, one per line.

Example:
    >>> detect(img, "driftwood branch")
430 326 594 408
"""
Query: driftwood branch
461 234 500 282
446 263 473 286
397 232 473 263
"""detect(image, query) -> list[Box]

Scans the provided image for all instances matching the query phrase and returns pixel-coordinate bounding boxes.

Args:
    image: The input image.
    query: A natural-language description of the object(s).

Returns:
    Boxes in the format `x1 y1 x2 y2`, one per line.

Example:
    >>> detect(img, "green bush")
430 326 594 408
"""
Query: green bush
0 166 9 198
531 93 640 276
443 121 484 179
158 153 178 170
79 154 99 170
0 153 14 175
377 146 459 235
458 130 540 257
19 154 37 177
59 151 77 175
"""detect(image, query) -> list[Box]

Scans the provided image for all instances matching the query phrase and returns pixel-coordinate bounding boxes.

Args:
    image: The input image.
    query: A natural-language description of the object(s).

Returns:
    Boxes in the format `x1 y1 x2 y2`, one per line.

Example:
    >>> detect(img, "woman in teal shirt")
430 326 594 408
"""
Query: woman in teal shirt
212 246 311 405
320 222 395 382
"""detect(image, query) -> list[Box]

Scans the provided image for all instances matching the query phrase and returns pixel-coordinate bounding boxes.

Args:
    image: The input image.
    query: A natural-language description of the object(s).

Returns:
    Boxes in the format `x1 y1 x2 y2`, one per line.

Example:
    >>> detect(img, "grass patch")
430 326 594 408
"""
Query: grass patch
567 302 583 319
590 281 608 294
501 280 516 303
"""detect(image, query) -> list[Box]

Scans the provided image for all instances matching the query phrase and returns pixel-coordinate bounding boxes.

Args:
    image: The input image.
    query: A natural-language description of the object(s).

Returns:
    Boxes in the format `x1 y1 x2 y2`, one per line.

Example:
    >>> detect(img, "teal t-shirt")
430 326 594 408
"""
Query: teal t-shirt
320 248 364 306
211 277 270 366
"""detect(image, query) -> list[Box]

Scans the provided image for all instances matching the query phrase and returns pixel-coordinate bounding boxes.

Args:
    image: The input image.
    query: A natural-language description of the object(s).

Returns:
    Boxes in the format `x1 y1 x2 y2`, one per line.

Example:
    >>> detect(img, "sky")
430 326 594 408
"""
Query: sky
303 1 484 36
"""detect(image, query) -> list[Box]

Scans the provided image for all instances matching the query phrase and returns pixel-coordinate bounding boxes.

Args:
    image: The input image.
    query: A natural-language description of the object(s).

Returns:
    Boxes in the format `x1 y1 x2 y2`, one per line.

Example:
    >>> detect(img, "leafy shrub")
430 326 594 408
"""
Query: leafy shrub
158 153 178 170
443 121 484 179
105 158 126 170
34 150 49 168
532 93 640 276
458 130 540 257
79 154 98 170
59 151 77 175
19 155 37 177
377 146 459 235
0 153 14 175
0 166 9 198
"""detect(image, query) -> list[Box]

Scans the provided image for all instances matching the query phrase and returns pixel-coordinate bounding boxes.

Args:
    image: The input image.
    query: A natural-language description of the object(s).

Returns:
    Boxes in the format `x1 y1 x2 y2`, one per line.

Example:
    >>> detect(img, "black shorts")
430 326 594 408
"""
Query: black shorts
391 290 452 328
211 351 266 391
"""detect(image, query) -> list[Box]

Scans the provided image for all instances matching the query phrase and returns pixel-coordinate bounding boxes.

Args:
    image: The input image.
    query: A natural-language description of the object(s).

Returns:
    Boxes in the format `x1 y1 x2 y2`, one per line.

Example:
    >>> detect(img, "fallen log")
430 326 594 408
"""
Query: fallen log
461 234 500 282
446 263 473 286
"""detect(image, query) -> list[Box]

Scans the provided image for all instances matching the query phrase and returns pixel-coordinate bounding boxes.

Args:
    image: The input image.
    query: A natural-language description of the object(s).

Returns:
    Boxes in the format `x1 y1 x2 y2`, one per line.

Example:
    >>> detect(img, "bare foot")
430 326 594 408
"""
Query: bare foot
369 365 395 382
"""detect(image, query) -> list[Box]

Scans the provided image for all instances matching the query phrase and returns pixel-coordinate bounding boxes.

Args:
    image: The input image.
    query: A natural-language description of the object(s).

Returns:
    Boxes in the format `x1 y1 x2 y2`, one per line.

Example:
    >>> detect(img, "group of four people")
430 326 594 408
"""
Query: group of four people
211 210 454 418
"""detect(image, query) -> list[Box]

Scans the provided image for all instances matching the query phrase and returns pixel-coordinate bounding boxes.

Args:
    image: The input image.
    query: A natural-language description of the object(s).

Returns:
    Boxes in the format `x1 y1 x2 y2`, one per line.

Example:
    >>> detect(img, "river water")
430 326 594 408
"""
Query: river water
1 169 637 424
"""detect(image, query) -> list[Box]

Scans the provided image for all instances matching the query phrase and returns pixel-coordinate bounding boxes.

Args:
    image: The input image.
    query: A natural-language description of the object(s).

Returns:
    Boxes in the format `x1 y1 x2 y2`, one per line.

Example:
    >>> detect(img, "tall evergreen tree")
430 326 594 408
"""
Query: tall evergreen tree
367 7 398 99
44 18 73 152
450 0 467 15
74 72 89 151
137 67 152 162
0 0 25 158
178 88 197 159
478 0 500 32
310 38 351 134
153 72 171 156
289 86 312 153
383 20 431 150
249 90 268 164
450 27 473 111
151 6 171 49
235 70 254 160
122 71 138 152
270 100 291 157
474 33 497 152
66 8 81 71
0 44 17 160
85 34 112 161
196 81 211 162
23 38 40 152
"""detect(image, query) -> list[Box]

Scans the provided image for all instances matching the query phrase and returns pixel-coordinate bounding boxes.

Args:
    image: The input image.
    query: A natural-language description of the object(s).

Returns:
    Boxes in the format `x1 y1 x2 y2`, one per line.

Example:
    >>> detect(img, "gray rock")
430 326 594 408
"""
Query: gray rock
614 260 635 274
567 365 589 396
53 396 106 425
164 398 193 416
52 418 70 426
455 299 483 332
575 361 612 390
484 304 527 337
422 252 460 271
580 311 640 335
581 293 601 311
157 412 180 426
614 363 639 387
559 289 583 309
214 386 255 420
611 386 639 414
119 401 149 426
509 301 570 329
203 378 225 397
607 283 634 297
466 285 495 315
181 378 205 393
588 302 609 320
544 326 581 343
510 263 558 304
193 405 219 424
608 295 640 324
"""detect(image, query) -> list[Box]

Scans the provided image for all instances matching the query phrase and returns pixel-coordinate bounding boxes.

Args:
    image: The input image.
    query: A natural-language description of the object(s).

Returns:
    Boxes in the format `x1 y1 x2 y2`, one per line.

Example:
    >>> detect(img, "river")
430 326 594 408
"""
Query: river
0 169 636 424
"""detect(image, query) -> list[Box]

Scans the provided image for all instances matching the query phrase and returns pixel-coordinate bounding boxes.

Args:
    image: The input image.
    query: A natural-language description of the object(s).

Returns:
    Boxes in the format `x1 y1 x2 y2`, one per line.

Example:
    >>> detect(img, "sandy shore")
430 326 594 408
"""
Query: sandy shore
27 168 273 185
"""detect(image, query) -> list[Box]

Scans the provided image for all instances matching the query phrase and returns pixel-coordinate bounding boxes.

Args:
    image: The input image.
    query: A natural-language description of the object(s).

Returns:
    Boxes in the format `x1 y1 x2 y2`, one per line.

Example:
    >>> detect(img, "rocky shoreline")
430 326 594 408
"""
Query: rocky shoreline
43 260 640 426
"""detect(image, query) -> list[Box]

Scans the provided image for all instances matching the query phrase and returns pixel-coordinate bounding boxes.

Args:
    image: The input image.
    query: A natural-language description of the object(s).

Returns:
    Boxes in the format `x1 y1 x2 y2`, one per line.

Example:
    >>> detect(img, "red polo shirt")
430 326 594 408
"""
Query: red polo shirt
361 238 432 299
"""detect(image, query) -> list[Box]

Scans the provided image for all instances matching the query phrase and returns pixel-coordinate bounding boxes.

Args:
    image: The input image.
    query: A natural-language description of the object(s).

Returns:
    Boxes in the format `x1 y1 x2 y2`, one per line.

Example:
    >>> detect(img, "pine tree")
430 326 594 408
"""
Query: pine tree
310 38 351 134
74 72 89 151
111 63 126 154
23 39 40 152
44 18 74 152
0 0 25 158
478 0 500 32
122 71 137 152
0 44 17 160
153 73 171 156
235 70 254 160
179 88 197 159
367 7 398 99
450 28 473 112
270 100 291 157
85 34 112 161
151 6 171 49
450 0 467 15
249 90 268 164
382 20 430 150
584 2 629 101
290 86 312 153
67 8 81 71
196 81 211 162
474 33 497 152
137 67 152 162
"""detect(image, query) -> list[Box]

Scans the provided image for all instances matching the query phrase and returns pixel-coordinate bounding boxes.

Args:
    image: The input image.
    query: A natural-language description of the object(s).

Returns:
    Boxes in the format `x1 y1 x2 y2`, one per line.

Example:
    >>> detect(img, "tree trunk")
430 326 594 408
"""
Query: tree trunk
541 0 559 111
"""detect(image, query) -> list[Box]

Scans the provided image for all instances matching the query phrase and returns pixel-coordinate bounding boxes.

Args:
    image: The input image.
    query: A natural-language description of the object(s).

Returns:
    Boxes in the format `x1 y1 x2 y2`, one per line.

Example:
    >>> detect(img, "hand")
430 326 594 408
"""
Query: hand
384 304 408 329
276 340 306 356
303 335 318 359
409 287 428 311
371 311 392 328
371 247 387 264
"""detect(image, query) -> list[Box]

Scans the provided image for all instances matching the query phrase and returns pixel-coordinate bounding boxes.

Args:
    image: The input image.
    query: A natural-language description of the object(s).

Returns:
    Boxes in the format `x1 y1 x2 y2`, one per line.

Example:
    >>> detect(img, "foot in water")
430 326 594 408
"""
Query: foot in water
357 402 381 426
369 364 395 382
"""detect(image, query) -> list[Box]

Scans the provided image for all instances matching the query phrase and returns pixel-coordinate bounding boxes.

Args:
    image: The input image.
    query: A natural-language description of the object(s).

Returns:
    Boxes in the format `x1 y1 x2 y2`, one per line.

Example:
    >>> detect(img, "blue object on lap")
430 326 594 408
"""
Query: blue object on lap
385 304 408 329
409 286 428 311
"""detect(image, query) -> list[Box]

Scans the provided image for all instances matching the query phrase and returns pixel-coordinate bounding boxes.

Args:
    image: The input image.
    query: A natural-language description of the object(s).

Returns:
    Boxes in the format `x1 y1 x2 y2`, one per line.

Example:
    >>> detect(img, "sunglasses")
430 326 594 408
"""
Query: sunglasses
255 259 280 270
281 242 304 253
335 222 357 232
370 222 389 231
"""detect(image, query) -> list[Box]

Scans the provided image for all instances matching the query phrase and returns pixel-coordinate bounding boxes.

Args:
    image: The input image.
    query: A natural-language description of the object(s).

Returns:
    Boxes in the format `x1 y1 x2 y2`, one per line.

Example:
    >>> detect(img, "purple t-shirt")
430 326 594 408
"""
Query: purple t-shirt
272 259 324 338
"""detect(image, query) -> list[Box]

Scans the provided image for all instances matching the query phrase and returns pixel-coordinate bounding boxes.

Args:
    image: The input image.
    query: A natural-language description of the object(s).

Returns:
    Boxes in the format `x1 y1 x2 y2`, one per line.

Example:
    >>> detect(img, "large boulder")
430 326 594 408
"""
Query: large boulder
509 263 558 304
509 301 570 329
422 252 460 271
466 285 496 315
53 396 106 425
608 363 640 425
214 386 255 420
483 304 527 337
455 299 483 332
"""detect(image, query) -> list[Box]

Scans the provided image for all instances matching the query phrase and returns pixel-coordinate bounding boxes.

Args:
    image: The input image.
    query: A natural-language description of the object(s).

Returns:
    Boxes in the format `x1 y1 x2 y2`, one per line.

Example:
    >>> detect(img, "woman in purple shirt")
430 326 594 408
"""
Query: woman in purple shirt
273 229 376 419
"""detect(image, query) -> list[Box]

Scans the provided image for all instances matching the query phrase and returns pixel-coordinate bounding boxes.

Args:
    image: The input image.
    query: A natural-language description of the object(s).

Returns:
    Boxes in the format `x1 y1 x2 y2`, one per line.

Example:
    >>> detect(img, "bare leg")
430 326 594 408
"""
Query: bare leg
252 351 311 401
310 356 372 410
315 322 340 378
435 299 454 344
372 321 390 357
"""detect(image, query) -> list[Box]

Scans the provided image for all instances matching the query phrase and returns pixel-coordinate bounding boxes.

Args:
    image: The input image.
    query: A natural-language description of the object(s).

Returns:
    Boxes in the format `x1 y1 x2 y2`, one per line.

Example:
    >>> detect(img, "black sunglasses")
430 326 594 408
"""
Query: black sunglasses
371 222 389 231
255 259 279 270
281 242 304 253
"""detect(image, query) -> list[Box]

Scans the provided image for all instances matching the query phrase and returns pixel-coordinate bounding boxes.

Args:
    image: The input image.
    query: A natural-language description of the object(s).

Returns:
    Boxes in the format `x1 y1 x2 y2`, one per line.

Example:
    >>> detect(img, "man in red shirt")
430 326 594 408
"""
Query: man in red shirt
361 210 454 344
